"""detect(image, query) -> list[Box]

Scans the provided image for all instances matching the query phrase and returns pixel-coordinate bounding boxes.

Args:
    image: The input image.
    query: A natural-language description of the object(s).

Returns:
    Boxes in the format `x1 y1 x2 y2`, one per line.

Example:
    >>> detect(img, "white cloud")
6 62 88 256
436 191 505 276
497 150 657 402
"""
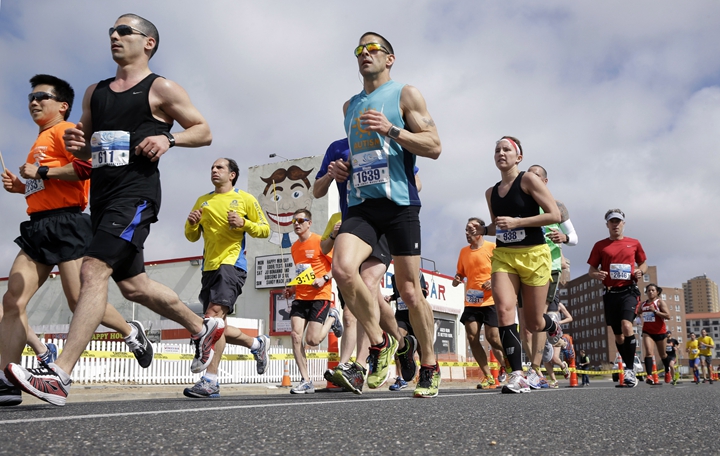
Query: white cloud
1 0 719 289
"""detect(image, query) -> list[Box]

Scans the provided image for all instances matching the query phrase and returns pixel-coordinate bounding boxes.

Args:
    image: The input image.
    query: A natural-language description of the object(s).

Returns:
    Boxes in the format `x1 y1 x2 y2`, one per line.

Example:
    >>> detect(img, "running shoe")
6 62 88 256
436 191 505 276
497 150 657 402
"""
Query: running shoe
526 367 543 390
477 376 494 390
389 377 408 391
561 361 570 379
538 377 550 389
328 307 344 338
548 380 559 389
366 334 398 389
125 320 154 368
396 335 418 381
190 317 225 374
336 362 367 394
183 376 220 398
501 372 531 394
623 370 638 388
664 372 671 384
702 378 707 384
37 342 58 365
251 335 269 375
290 379 315 394
646 377 655 385
0 380 22 407
414 364 441 398
4 362 70 406
671 377 678 386
547 322 563 346
497 366 507 383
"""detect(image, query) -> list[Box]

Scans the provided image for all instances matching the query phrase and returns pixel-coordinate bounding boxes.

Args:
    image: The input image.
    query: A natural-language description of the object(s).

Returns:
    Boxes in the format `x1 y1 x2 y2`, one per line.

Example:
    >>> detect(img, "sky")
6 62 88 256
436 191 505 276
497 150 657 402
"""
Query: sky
1 1 719 289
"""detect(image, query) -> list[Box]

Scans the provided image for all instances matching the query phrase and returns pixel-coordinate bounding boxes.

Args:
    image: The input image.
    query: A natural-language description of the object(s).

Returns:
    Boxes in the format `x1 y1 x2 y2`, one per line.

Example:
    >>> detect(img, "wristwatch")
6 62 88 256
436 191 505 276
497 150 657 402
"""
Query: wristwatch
323 274 330 282
37 166 50 180
329 233 336 240
162 131 175 148
387 125 401 139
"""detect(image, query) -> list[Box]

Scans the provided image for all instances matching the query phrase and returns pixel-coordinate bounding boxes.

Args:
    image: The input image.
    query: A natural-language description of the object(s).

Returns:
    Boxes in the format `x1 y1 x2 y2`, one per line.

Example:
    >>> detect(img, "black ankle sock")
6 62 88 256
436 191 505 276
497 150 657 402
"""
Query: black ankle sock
621 335 636 369
372 332 388 349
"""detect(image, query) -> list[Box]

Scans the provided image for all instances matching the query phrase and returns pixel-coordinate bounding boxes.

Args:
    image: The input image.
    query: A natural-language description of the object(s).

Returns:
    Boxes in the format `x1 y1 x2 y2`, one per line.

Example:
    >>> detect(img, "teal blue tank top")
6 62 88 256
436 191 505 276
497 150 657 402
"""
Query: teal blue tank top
343 80 420 207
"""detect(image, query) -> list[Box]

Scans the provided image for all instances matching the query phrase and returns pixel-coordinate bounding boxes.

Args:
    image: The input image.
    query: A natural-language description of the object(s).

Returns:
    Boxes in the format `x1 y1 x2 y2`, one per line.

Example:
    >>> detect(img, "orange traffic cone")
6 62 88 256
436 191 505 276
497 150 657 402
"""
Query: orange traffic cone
281 360 292 387
569 356 578 387
326 321 342 390
489 349 500 386
651 356 660 386
616 353 625 388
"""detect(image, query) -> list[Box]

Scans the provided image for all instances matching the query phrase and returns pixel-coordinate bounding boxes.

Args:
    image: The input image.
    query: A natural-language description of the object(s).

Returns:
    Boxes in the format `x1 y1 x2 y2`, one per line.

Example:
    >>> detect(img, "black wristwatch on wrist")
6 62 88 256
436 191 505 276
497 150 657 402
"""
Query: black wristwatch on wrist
37 166 50 180
162 131 175 148
329 233 336 240
323 274 330 282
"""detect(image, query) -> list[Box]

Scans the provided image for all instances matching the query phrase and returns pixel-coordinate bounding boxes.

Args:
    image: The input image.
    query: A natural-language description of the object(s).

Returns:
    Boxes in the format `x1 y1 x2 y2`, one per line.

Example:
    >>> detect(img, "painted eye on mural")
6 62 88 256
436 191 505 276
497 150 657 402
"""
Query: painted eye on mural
292 190 303 199
271 194 282 202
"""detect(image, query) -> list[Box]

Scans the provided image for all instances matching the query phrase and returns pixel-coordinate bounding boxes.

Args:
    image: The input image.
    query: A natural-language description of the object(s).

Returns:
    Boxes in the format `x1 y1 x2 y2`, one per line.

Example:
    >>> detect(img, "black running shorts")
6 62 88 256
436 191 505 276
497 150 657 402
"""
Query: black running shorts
199 264 247 314
340 199 421 256
15 207 90 266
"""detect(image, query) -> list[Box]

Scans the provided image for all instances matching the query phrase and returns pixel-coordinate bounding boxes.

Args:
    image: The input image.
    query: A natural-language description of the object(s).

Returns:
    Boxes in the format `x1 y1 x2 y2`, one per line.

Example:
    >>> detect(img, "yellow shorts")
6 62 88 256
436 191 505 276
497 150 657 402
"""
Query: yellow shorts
491 244 551 287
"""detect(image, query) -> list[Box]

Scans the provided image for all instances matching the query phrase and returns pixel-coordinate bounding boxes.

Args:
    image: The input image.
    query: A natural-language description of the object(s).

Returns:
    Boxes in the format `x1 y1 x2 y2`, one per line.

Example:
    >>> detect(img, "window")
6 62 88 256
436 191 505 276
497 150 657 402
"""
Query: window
600 314 605 322
643 274 650 282
603 353 607 361
677 326 682 333
601 327 605 335
676 316 681 322
675 305 680 312
678 337 683 343
674 295 679 301
661 294 666 300
600 302 604 310
593 316 597 324
602 340 606 348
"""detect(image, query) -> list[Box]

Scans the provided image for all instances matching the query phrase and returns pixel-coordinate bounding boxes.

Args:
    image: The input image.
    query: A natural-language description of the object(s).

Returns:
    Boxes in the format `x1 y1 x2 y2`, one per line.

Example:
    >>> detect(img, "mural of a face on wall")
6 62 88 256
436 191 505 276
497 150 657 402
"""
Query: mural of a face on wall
258 165 314 248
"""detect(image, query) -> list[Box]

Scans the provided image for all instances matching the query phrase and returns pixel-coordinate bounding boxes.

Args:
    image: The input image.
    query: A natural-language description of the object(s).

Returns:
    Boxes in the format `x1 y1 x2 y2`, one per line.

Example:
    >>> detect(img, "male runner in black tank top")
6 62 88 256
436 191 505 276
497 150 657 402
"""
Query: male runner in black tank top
5 14 224 407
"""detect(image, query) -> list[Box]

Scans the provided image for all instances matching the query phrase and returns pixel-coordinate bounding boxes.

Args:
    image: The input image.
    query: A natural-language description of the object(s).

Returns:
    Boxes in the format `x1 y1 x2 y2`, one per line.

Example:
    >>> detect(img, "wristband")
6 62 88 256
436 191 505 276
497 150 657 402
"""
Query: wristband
37 166 50 180
162 131 175 148
329 233 336 240
387 125 401 139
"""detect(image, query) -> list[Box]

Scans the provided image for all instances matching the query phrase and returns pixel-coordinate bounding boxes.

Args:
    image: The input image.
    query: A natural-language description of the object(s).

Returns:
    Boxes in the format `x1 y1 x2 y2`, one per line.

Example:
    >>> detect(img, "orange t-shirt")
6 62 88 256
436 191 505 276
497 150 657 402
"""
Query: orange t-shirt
456 241 496 307
24 121 89 214
291 233 333 301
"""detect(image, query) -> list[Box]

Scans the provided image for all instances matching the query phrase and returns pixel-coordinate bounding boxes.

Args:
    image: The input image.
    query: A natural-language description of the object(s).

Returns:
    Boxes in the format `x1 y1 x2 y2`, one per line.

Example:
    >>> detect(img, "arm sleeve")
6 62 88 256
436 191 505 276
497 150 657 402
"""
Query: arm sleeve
242 194 271 239
559 219 578 246
71 159 93 180
184 199 203 242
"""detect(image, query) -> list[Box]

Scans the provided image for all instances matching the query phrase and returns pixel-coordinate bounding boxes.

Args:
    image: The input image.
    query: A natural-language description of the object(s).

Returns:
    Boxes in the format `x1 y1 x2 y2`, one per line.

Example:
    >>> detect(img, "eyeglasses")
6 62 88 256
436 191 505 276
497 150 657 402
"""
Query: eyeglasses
28 92 58 103
354 42 390 57
109 25 148 37
292 217 310 225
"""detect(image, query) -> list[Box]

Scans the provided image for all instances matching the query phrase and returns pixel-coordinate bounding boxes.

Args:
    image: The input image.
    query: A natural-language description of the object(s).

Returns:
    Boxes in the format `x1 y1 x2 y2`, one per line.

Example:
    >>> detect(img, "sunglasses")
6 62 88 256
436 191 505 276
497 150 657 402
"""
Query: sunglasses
354 42 390 57
109 24 148 37
292 217 310 225
28 92 58 103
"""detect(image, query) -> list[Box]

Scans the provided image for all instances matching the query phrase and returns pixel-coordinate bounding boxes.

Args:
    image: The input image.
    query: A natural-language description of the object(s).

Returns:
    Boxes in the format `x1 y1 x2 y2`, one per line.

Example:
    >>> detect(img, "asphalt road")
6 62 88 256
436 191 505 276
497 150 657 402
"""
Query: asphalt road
0 379 717 455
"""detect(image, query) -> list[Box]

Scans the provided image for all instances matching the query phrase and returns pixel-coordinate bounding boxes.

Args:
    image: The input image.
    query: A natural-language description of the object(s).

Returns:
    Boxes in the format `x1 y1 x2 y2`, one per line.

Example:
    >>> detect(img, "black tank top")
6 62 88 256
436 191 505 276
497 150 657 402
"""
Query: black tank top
490 171 545 247
90 73 172 210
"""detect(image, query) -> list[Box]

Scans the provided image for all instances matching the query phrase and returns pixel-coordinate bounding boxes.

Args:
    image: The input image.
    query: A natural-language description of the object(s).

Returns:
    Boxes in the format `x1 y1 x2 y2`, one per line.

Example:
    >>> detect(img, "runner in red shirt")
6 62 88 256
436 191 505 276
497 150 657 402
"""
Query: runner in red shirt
639 283 670 385
587 208 647 387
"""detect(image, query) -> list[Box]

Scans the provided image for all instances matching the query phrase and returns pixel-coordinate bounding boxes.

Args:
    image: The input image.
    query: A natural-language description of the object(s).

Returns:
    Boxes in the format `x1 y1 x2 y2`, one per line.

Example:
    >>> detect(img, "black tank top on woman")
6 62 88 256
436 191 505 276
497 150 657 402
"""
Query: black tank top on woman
490 171 545 247
90 73 172 211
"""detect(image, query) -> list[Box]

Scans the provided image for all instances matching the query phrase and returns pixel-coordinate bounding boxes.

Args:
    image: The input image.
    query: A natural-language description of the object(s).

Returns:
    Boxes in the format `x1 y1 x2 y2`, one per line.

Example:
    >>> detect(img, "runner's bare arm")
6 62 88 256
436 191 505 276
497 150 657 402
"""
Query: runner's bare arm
396 85 441 159
63 84 96 160
20 162 82 181
139 79 212 161
2 169 25 194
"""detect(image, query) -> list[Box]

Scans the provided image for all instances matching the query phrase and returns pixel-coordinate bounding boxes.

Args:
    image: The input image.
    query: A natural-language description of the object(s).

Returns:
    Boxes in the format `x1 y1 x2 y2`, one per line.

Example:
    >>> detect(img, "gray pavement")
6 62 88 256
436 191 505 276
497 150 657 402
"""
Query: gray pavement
1 378 718 455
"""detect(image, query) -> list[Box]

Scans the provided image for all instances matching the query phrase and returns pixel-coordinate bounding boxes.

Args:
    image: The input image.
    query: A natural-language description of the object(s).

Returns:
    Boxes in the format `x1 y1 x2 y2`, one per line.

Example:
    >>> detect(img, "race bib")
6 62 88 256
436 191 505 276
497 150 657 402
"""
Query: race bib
692 349 699 355
466 289 484 304
91 131 130 168
296 263 310 274
665 345 673 352
396 297 407 311
24 178 45 197
609 263 631 280
496 228 526 243
351 150 389 188
642 312 655 323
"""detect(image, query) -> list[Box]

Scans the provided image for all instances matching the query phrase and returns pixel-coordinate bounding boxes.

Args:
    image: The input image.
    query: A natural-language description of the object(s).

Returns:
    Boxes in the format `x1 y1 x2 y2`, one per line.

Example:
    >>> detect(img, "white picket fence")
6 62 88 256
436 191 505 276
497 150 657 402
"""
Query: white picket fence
22 339 329 385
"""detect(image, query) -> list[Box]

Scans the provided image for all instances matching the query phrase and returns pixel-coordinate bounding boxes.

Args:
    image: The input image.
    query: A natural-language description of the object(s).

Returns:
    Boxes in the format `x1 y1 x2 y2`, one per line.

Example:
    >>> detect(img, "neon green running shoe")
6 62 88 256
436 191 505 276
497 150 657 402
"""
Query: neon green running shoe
414 364 441 398
366 334 398 389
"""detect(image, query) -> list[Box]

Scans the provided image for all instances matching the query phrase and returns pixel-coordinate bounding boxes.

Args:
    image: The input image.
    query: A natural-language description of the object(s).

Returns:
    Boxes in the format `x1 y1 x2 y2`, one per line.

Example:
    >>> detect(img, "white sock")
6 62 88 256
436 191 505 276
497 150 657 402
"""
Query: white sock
124 325 138 341
250 338 260 351
50 363 71 383
204 373 218 383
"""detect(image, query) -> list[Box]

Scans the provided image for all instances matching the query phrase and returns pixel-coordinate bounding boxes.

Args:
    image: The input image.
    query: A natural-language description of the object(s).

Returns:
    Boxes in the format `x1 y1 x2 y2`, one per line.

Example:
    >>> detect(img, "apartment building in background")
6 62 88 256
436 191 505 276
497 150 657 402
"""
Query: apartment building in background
683 274 719 313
